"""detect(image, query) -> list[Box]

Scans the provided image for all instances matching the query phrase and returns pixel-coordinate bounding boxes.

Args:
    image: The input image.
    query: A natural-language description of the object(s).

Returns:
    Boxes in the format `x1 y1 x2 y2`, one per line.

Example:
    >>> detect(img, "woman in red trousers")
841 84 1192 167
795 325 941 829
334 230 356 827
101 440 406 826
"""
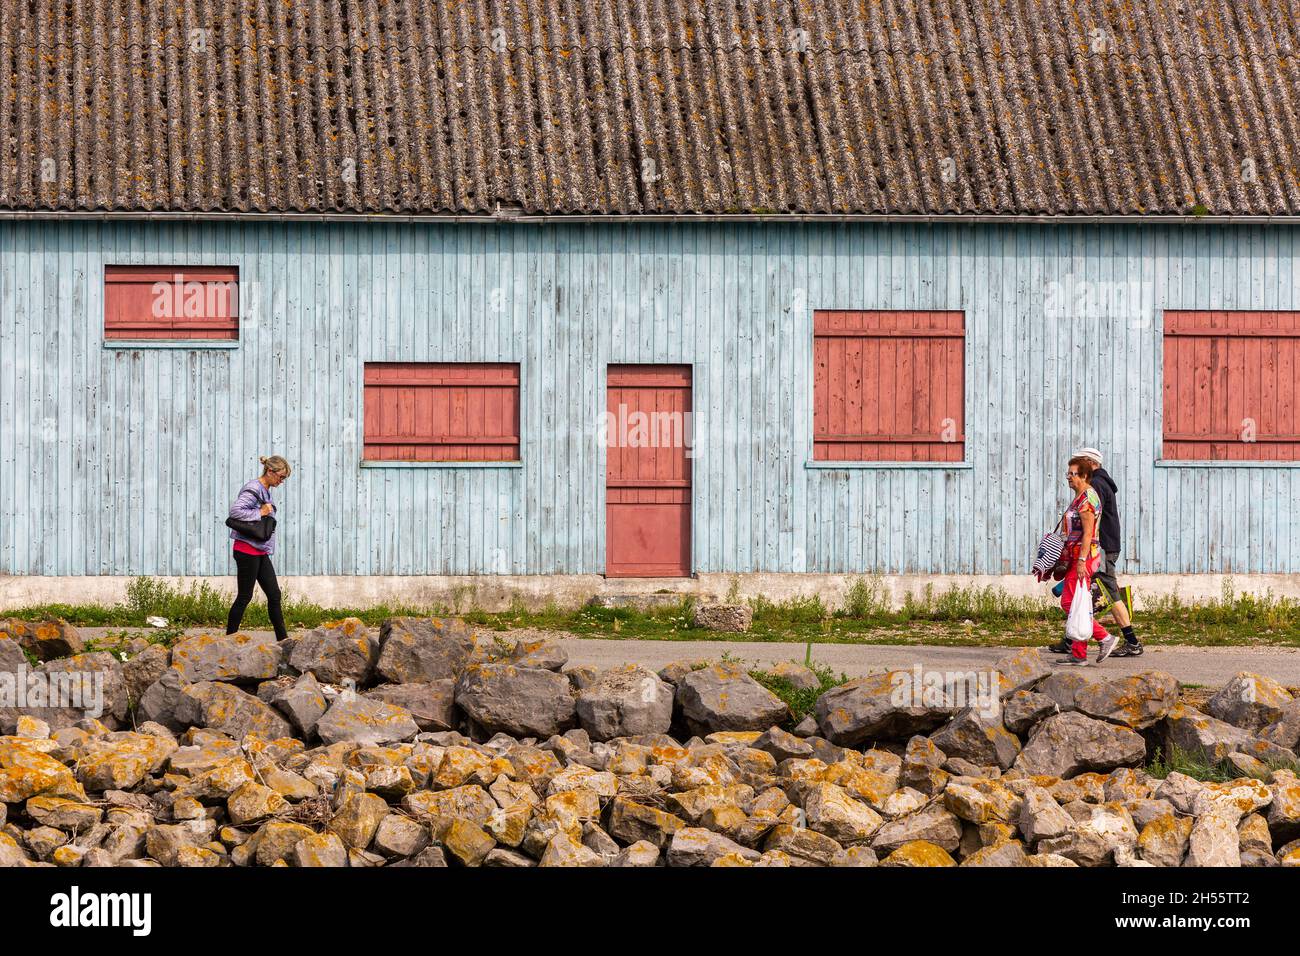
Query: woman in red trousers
1056 455 1119 666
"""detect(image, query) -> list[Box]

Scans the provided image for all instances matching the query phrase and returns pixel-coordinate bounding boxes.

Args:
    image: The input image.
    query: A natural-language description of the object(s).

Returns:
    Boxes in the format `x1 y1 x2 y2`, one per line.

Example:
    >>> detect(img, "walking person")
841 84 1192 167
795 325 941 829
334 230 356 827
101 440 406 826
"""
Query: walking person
1048 447 1143 655
226 456 291 642
1054 455 1118 666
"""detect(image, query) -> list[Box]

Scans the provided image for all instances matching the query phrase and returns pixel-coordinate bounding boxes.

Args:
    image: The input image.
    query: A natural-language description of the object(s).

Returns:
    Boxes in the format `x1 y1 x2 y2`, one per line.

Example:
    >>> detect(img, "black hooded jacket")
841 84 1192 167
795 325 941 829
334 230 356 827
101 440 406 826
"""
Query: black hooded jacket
1091 467 1121 554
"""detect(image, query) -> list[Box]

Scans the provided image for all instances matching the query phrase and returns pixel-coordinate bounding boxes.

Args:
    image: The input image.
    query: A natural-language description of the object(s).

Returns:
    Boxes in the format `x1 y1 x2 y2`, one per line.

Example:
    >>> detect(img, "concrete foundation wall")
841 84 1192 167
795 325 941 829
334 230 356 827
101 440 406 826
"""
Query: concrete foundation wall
1 573 1295 614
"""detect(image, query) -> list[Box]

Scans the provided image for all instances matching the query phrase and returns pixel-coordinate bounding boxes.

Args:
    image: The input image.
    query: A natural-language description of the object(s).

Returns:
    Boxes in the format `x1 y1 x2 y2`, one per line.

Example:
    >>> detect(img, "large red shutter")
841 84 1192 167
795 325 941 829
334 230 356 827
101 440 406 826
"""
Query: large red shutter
104 266 239 340
813 310 965 461
363 363 521 461
1163 311 1300 460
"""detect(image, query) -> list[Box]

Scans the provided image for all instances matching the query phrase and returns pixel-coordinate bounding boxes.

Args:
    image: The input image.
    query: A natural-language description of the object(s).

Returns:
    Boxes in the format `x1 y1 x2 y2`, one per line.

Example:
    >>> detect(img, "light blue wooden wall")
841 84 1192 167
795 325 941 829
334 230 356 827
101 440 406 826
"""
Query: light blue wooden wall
1 220 1297 577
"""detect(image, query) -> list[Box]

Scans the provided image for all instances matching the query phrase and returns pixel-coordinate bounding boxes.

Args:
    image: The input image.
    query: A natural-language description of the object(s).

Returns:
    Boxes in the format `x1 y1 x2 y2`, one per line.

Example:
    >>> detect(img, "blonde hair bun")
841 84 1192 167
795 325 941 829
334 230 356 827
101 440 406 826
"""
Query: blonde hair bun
260 455 292 477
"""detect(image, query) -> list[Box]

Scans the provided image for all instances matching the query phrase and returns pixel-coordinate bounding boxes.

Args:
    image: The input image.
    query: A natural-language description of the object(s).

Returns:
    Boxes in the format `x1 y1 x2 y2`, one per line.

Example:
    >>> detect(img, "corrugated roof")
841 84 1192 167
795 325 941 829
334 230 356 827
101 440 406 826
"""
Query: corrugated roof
1 0 1298 217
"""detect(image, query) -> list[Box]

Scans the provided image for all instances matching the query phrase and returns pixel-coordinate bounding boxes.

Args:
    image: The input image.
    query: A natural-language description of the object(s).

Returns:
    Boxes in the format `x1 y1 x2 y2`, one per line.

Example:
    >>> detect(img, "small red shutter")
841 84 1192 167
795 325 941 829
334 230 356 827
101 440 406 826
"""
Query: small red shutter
363 363 521 461
1163 311 1300 460
104 266 239 340
813 310 965 461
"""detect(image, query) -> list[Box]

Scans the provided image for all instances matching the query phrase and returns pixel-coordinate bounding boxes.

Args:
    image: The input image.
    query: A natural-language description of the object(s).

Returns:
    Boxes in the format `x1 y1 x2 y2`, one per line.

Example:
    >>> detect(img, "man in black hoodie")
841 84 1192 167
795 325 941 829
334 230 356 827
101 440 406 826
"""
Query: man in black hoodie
1049 447 1143 655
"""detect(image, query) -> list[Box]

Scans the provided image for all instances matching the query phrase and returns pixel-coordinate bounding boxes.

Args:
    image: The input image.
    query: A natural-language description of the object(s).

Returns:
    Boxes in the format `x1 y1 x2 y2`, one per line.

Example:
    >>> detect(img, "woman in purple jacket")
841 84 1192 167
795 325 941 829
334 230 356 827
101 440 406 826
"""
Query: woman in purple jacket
225 455 292 641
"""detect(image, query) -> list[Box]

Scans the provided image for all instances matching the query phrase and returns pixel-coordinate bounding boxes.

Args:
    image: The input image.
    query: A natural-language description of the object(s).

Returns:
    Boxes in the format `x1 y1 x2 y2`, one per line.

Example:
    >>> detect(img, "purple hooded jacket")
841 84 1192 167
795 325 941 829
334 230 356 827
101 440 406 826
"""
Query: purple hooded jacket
228 478 277 555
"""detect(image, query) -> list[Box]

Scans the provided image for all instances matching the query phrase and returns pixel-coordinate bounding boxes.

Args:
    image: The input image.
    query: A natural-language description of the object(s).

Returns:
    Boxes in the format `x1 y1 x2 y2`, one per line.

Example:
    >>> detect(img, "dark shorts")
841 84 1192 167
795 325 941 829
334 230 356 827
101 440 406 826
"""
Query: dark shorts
1093 550 1121 603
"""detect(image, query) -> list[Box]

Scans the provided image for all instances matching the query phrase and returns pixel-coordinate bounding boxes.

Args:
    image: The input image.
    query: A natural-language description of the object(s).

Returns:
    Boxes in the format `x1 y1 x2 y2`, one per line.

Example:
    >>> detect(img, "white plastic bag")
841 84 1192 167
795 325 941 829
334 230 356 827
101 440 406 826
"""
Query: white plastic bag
1065 580 1093 643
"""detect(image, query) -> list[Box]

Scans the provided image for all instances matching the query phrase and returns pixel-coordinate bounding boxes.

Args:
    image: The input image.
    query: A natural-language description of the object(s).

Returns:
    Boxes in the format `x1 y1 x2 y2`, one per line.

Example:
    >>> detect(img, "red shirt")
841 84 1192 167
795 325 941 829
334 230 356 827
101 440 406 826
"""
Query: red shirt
233 540 267 556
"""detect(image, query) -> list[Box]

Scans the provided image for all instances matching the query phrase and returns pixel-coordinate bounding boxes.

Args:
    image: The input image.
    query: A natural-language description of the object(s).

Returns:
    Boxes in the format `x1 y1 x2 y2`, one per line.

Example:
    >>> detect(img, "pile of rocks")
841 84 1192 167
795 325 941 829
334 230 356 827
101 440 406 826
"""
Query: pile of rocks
1 617 1298 868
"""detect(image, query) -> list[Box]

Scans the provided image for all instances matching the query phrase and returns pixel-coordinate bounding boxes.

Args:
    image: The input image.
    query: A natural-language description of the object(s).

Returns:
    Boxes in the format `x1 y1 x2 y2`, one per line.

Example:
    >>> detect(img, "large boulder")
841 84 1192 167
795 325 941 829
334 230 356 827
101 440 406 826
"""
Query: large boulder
173 681 293 740
122 643 171 704
171 632 282 684
4 653 130 732
288 619 380 686
0 637 27 672
1002 690 1060 735
455 664 577 739
376 617 490 684
675 664 788 736
76 732 178 792
575 666 674 741
992 647 1052 696
1164 704 1298 765
365 681 457 733
1013 712 1146 778
137 669 191 731
0 619 84 661
314 693 420 746
814 670 954 747
871 804 963 855
929 707 1021 770
1074 671 1180 730
1206 672 1295 734
263 672 329 737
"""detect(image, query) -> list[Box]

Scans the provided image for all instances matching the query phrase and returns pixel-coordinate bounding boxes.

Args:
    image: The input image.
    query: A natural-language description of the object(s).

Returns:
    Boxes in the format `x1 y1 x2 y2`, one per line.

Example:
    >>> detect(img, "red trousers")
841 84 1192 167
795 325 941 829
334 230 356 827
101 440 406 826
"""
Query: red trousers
1060 553 1110 659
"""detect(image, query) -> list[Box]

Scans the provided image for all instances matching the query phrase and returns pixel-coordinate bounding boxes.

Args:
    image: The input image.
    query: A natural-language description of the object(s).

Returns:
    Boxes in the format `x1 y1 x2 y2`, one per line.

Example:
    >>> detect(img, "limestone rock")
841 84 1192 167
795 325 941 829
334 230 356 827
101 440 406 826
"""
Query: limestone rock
675 664 788 736
814 670 954 747
871 804 963 855
1266 771 1300 842
668 827 760 866
455 664 577 739
1037 671 1087 712
993 647 1052 696
365 681 457 734
930 707 1021 770
288 619 380 686
764 661 821 692
294 831 348 867
762 824 843 866
880 840 957 867
1206 672 1295 734
174 681 293 741
376 617 489 683
171 632 282 684
575 666 674 741
1074 671 1180 730
1165 704 1297 766
1018 786 1074 844
122 643 171 704
138 669 191 732
608 797 687 848
314 693 419 747
0 619 84 661
1138 814 1192 867
1002 690 1060 735
1013 712 1146 778
264 672 328 737
691 603 753 633
507 639 568 671
802 782 884 844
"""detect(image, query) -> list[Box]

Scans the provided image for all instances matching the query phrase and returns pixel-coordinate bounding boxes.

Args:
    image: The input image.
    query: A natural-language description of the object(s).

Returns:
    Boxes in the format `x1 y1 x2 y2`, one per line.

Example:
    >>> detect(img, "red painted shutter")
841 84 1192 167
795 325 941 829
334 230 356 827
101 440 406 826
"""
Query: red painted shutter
363 363 521 461
813 310 965 461
1163 311 1300 460
104 266 239 340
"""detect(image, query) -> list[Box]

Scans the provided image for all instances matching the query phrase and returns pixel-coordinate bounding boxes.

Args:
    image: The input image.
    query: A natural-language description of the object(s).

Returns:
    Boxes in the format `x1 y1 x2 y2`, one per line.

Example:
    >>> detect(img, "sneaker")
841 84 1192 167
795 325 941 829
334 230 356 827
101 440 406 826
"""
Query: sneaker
1046 639 1073 655
1056 654 1089 667
1111 640 1144 658
1096 634 1120 663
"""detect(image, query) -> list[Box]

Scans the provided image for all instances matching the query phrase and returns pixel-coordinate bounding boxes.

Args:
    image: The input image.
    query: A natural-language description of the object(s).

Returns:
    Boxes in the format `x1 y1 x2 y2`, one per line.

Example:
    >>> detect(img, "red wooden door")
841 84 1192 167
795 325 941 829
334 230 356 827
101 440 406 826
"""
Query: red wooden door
606 365 692 577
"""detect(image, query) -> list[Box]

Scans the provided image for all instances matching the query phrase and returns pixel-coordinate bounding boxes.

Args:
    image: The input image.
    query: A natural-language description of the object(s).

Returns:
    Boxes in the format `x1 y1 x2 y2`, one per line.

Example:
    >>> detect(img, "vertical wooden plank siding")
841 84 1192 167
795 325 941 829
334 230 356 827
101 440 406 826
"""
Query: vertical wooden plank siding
0 221 1297 578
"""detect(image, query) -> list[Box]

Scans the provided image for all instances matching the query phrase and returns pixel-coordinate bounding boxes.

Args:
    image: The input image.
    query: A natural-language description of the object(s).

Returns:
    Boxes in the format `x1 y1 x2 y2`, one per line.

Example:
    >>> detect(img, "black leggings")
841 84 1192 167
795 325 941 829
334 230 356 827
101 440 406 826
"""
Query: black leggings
227 550 288 641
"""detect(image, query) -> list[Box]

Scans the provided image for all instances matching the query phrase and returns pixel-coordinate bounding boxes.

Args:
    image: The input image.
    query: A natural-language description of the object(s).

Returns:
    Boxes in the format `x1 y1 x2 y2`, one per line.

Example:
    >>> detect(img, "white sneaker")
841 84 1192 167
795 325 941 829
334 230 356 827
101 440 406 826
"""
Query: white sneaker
1096 634 1119 663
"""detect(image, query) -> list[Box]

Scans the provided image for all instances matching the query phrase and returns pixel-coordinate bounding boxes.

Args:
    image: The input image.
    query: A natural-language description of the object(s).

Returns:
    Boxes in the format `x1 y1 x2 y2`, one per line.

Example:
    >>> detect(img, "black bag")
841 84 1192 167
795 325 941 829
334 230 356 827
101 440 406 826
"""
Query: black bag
225 514 277 543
